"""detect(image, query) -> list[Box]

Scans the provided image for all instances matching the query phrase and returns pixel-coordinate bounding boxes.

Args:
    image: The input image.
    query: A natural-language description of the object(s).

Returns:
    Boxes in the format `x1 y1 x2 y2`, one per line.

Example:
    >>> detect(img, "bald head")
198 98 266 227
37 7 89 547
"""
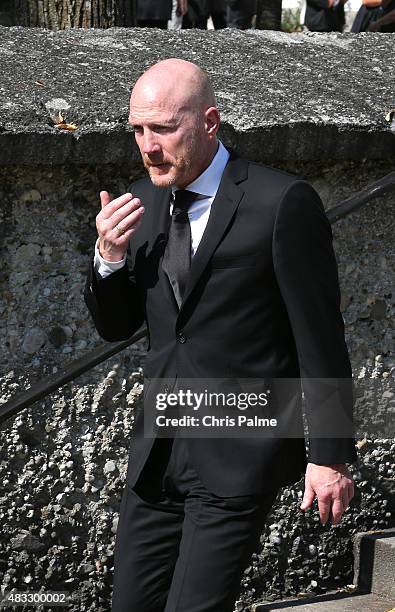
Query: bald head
133 59 216 116
129 59 220 189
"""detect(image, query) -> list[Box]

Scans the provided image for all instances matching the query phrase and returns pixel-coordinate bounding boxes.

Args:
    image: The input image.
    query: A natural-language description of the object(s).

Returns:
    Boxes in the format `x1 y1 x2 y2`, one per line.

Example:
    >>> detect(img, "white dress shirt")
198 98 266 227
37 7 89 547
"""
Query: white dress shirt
94 141 230 278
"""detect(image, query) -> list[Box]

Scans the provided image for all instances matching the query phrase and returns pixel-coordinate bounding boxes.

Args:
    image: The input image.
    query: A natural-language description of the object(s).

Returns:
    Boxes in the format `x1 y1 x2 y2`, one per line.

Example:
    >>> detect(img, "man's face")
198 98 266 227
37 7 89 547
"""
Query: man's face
129 85 207 189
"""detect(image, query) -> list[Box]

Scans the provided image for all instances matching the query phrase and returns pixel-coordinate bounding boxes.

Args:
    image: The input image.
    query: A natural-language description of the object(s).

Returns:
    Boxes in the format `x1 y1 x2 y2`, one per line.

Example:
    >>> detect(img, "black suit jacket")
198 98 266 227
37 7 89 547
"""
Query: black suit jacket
137 0 172 21
305 0 345 31
84 152 357 496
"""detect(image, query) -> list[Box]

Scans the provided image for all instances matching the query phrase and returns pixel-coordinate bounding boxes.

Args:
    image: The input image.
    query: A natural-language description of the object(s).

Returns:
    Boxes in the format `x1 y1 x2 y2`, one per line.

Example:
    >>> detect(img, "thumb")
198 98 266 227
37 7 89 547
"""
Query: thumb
300 481 315 511
99 190 111 209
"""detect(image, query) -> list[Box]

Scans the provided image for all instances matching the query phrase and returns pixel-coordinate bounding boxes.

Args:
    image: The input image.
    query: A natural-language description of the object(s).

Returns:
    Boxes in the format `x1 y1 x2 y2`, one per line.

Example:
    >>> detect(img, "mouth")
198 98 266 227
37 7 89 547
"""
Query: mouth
148 162 171 169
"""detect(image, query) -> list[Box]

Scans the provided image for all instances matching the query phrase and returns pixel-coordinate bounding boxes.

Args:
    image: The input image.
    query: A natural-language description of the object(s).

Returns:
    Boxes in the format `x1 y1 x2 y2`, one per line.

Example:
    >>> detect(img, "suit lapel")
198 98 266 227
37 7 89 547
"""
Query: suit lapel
150 184 171 239
180 154 248 311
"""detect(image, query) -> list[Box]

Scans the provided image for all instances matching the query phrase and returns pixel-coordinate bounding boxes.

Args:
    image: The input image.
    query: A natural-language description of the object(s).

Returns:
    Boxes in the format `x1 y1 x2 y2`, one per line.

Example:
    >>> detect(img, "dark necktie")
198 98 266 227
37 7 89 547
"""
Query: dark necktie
162 190 199 308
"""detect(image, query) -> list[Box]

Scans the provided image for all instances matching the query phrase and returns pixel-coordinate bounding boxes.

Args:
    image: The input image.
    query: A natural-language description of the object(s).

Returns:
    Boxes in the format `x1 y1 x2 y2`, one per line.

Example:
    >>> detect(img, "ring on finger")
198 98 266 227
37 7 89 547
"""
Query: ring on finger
115 224 125 236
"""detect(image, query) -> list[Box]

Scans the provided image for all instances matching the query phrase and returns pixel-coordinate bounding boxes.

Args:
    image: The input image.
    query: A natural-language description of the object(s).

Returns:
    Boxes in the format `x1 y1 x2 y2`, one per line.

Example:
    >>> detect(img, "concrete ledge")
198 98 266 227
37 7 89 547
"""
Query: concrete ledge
353 528 395 600
0 26 394 164
254 591 395 611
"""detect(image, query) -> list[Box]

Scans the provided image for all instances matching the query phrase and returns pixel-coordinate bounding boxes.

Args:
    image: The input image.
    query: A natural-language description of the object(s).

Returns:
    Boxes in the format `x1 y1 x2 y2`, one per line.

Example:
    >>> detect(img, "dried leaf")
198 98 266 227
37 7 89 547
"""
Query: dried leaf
35 80 45 87
385 109 395 122
356 438 367 449
53 110 78 130
55 111 65 124
54 122 78 131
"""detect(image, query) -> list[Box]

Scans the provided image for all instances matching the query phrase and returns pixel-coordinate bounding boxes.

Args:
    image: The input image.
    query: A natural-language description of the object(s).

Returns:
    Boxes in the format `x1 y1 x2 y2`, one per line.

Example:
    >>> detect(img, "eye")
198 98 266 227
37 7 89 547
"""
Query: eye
153 125 175 134
155 125 168 132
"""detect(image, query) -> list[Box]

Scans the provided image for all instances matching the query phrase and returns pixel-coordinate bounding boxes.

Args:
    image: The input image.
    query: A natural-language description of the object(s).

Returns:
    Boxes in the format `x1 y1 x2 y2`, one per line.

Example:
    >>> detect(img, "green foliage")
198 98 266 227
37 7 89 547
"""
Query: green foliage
282 4 304 32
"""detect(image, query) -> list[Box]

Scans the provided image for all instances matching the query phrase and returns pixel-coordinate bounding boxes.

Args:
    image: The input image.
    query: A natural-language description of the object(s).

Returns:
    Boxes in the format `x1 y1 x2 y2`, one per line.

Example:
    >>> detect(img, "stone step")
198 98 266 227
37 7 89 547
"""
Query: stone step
254 591 394 611
254 530 395 611
354 528 395 599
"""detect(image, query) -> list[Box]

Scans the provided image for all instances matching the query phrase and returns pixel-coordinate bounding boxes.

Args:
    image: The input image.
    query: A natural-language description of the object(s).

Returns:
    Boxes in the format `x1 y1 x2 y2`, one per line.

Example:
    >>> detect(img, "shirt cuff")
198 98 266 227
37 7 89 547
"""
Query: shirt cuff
93 238 126 279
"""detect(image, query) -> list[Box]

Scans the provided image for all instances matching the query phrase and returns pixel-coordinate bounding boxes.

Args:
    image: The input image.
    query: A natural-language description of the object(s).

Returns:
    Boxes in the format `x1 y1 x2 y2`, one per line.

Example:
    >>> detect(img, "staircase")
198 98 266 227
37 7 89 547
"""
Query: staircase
253 529 395 611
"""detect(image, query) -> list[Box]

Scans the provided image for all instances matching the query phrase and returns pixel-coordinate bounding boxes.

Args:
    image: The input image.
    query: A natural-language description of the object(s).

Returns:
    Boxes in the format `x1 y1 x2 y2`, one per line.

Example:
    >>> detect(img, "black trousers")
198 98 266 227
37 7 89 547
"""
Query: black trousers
182 11 227 29
137 19 168 29
112 436 278 612
227 0 257 29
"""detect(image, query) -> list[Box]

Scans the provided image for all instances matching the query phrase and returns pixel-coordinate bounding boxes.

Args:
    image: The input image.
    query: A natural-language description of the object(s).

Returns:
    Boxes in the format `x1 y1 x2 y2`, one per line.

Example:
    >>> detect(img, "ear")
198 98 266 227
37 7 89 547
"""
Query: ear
204 107 220 138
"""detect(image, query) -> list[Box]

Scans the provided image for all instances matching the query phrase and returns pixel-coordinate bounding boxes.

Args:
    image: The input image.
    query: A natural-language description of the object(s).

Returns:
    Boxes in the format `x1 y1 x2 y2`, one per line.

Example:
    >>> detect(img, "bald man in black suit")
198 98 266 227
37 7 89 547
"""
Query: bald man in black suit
85 59 356 612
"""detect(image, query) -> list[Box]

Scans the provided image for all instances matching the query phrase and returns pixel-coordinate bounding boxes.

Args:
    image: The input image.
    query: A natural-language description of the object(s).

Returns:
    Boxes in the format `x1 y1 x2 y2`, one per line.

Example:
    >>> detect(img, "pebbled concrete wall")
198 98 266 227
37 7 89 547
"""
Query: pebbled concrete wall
0 26 394 164
0 26 394 612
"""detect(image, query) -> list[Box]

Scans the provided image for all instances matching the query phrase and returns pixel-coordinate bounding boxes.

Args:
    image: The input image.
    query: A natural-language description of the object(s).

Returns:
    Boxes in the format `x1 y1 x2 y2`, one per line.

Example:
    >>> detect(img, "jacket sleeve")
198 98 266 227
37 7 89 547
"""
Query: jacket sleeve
84 255 145 342
272 180 357 465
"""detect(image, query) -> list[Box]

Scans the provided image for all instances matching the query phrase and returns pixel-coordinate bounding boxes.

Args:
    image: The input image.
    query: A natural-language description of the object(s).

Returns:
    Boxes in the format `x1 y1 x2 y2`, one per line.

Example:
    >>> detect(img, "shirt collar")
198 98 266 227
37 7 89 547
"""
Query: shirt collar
172 140 230 200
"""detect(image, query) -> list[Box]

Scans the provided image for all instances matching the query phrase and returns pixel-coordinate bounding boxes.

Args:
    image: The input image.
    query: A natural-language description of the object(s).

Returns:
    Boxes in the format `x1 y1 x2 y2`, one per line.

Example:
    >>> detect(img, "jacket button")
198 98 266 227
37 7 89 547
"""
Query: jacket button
177 332 187 344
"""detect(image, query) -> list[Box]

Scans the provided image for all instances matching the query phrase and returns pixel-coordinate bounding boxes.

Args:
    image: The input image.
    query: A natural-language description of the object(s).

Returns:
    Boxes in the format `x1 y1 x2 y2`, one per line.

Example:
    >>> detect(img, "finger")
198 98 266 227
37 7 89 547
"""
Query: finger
110 199 143 228
110 206 145 237
341 491 350 512
330 498 344 525
99 190 111 209
300 482 315 511
111 216 144 247
317 495 331 525
101 192 135 219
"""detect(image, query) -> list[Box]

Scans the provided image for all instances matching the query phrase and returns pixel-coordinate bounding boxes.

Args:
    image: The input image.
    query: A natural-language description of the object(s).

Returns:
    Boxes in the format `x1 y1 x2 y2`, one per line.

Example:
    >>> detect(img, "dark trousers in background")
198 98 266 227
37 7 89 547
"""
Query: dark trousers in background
227 0 257 29
137 19 168 28
182 12 227 29
111 436 278 612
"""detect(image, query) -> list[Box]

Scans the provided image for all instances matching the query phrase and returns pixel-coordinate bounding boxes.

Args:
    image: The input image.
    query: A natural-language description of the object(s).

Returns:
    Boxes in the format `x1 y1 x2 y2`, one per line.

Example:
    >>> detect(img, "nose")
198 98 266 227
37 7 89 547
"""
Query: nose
141 129 161 156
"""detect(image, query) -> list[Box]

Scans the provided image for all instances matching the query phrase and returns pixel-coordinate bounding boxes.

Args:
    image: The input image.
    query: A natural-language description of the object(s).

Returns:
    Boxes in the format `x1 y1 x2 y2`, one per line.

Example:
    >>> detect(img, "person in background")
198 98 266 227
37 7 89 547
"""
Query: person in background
226 0 257 29
305 0 347 31
351 0 395 31
137 0 188 28
208 0 227 27
182 0 227 29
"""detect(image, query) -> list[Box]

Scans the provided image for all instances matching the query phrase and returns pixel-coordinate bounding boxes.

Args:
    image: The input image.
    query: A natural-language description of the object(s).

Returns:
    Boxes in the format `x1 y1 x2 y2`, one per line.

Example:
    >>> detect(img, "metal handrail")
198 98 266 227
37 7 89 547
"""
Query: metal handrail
1 170 394 425
0 328 147 424
326 171 395 223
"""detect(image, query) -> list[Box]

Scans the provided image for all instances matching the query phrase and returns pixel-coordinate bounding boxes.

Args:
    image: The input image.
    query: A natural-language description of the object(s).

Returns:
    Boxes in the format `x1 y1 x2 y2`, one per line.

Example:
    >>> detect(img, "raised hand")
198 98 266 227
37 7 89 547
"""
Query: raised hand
96 191 145 262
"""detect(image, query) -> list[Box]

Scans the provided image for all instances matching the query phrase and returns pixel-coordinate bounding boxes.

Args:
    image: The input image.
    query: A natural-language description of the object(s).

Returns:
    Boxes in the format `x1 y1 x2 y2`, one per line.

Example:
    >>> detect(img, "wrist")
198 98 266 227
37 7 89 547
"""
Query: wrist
98 239 126 263
309 462 350 474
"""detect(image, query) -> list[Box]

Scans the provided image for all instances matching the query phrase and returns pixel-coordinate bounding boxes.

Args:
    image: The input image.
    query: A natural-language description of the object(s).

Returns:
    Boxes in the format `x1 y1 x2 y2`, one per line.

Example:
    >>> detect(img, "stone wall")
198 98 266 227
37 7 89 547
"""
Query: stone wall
0 158 393 611
0 26 394 612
